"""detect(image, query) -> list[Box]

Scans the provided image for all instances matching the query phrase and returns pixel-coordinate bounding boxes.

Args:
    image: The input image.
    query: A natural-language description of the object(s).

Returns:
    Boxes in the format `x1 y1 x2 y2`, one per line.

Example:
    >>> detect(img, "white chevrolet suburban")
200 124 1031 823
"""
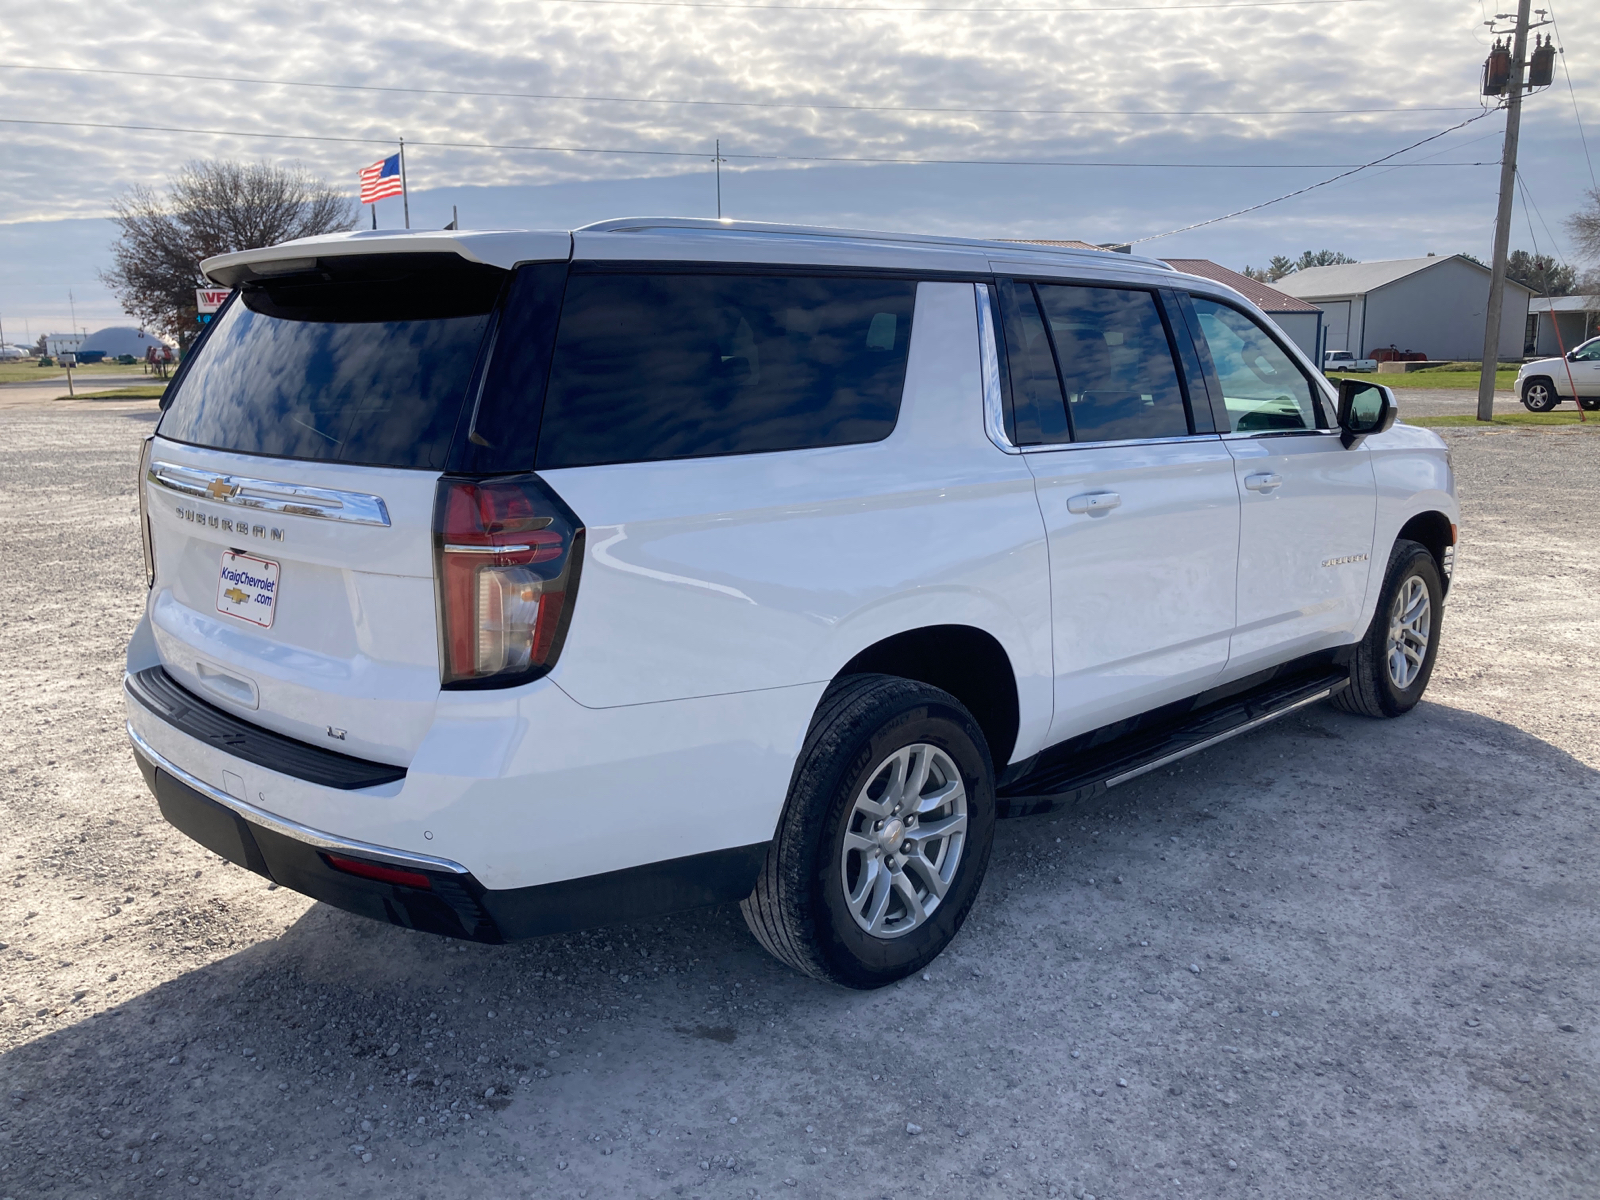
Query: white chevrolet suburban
125 218 1457 989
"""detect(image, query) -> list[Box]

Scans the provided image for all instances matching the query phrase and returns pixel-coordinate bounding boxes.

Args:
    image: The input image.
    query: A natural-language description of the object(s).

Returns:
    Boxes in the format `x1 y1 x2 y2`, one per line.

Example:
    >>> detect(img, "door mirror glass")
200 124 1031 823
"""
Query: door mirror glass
1337 378 1396 446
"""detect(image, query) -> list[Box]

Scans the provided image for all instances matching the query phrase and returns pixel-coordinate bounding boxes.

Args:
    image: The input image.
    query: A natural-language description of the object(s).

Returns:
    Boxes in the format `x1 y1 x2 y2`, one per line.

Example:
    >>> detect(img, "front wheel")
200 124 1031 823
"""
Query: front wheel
1334 539 1443 718
741 674 996 989
1579 396 1600 412
1522 378 1560 412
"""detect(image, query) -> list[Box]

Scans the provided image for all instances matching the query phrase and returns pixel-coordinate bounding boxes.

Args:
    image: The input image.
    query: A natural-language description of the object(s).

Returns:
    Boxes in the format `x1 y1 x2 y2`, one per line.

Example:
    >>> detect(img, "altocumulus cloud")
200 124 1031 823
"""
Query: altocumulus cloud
0 0 1595 294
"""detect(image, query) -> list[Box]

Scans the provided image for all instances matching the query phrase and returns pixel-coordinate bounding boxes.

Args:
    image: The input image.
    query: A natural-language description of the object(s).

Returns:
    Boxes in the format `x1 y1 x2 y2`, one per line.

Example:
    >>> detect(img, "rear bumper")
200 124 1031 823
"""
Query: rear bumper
130 725 768 943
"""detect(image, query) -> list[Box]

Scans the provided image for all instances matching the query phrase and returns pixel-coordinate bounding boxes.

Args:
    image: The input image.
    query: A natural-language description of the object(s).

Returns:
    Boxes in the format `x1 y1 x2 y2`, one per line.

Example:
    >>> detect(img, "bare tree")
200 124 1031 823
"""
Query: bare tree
101 159 356 347
1568 188 1600 262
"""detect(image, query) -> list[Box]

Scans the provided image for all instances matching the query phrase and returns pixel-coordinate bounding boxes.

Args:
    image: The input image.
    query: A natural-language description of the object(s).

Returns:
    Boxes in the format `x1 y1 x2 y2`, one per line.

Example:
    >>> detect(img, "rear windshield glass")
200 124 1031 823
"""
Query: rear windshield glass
534 272 917 469
158 255 504 469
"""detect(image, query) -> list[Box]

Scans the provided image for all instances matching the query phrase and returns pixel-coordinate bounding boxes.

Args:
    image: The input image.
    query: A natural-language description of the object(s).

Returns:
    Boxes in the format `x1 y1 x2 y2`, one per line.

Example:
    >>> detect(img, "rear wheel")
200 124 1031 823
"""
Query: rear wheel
741 674 995 989
1579 396 1600 412
1334 539 1443 718
1522 378 1560 412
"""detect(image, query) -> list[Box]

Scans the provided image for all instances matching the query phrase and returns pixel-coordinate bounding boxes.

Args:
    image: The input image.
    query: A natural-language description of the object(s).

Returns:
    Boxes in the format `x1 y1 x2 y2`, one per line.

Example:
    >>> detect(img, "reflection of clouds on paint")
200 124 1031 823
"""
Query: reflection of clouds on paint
0 0 1563 224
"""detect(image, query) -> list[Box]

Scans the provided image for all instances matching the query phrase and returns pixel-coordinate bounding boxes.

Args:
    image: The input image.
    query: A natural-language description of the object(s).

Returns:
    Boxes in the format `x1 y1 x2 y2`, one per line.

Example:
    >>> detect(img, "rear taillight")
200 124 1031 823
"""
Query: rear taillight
137 434 155 589
323 853 433 890
433 474 585 688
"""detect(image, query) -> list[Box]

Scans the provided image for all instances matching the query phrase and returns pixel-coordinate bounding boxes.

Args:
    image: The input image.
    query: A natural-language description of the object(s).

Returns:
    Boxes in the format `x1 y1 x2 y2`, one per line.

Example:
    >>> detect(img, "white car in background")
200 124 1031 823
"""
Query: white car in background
1518 336 1600 411
124 219 1458 989
0 345 28 360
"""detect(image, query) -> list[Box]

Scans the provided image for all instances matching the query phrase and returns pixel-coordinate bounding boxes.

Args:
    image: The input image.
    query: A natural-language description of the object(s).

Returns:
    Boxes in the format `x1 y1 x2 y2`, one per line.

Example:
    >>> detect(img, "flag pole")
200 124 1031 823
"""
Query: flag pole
399 138 410 230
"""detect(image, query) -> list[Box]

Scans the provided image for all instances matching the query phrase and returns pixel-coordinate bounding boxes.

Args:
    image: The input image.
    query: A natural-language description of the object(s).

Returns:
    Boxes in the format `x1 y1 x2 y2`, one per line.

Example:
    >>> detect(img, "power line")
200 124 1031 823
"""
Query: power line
1127 109 1498 244
1545 1 1596 192
0 64 1479 120
305 0 1380 11
0 115 1495 169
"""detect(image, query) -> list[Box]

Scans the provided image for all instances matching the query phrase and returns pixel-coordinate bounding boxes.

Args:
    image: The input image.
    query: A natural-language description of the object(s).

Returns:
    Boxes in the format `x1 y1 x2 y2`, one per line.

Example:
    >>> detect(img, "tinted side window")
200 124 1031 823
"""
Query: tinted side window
535 273 916 469
1035 285 1190 443
1189 297 1320 432
997 280 1069 445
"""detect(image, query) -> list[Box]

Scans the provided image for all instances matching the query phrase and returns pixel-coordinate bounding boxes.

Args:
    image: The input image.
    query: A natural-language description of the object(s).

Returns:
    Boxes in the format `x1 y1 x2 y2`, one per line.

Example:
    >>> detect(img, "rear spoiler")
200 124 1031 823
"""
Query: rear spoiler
202 230 572 288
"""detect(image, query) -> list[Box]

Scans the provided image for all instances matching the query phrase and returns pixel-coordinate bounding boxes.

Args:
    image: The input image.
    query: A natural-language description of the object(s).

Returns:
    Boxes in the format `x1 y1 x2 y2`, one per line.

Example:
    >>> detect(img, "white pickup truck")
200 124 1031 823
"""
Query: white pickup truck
1324 349 1378 372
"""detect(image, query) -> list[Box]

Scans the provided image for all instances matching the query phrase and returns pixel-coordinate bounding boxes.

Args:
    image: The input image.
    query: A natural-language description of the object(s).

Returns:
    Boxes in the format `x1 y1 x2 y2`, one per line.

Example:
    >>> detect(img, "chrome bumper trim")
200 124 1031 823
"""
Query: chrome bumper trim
126 722 469 876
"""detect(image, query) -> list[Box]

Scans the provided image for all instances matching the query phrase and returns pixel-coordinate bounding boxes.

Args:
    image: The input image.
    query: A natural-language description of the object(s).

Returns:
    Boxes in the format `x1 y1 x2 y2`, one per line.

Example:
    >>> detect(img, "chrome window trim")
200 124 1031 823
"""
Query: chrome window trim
1019 432 1225 454
126 720 468 875
1219 428 1343 442
148 461 392 527
974 282 1021 455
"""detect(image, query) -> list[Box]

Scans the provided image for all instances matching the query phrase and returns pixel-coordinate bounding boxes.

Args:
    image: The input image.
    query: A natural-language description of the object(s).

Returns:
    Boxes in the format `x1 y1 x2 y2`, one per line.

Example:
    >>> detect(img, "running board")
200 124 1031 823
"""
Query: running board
995 670 1350 817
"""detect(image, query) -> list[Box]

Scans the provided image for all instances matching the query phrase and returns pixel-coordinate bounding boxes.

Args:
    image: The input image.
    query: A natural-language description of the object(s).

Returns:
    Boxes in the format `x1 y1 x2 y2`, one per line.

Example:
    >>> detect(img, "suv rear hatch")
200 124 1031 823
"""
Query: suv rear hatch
144 250 508 766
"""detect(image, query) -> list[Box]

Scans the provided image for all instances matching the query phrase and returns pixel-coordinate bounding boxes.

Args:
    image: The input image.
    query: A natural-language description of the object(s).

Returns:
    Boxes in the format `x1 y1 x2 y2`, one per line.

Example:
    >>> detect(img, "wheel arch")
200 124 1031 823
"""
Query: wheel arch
1396 510 1455 594
833 625 1021 770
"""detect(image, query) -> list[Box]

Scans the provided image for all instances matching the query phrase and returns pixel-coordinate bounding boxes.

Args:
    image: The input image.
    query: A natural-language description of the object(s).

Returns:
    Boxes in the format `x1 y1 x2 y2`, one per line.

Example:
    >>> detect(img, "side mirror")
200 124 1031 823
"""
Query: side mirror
1337 378 1397 448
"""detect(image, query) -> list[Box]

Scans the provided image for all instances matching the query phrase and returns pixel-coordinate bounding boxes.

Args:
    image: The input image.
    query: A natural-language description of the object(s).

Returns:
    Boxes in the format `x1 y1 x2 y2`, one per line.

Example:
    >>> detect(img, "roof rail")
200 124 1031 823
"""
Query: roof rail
576 216 1173 270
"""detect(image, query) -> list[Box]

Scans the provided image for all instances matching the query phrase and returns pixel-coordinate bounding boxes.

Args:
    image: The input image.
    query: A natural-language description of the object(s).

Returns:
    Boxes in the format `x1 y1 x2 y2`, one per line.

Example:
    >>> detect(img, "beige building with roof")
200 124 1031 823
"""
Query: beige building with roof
1274 254 1533 362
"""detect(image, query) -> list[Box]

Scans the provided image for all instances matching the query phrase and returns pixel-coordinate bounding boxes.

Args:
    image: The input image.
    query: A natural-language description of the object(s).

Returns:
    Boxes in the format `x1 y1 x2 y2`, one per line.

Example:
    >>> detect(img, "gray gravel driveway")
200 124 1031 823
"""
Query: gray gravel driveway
2 401 1597 1200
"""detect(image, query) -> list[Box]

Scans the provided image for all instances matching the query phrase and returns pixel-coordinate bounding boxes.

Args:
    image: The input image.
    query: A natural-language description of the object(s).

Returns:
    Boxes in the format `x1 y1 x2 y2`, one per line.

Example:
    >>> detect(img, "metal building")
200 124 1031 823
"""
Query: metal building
1525 295 1599 357
1274 255 1533 362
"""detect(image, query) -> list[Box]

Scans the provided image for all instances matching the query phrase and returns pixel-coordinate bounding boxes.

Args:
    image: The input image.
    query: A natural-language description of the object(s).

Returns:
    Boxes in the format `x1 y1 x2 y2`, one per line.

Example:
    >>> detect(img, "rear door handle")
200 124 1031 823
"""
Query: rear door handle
1066 491 1122 514
1244 472 1283 492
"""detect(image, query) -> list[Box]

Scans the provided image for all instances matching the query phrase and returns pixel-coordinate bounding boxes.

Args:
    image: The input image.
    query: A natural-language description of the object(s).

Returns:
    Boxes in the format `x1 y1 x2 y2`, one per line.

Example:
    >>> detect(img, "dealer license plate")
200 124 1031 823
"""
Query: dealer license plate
216 551 279 628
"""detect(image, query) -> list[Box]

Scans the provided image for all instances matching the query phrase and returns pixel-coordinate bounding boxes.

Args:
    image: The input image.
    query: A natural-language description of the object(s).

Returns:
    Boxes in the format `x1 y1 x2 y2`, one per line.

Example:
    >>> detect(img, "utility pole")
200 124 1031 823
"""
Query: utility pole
1477 0 1534 421
713 139 725 219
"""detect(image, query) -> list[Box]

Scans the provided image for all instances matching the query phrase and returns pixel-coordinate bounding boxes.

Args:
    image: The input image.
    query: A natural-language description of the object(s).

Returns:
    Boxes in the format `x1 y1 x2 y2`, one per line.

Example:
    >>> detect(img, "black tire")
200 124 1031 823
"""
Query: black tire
741 674 996 989
1579 396 1600 412
1333 539 1444 718
1522 378 1560 412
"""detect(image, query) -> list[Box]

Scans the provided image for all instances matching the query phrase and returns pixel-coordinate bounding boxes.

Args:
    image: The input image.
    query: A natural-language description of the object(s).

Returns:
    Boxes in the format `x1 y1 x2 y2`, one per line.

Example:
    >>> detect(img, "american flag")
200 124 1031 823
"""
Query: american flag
359 154 404 204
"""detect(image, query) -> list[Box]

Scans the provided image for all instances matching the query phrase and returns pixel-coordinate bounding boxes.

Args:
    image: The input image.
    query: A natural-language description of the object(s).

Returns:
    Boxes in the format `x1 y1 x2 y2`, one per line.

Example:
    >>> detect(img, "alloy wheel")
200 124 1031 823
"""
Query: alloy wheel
1386 575 1431 690
840 743 968 938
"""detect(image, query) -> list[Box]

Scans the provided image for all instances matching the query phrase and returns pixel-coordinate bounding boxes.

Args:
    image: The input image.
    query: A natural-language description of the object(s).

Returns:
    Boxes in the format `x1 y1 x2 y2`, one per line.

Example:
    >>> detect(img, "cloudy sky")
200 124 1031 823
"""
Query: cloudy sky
1 0 1595 337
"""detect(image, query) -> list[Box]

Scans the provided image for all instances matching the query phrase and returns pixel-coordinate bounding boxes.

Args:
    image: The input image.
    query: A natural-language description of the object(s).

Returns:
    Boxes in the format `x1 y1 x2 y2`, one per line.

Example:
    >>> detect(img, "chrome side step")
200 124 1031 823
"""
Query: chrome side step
996 670 1350 817
1103 683 1343 787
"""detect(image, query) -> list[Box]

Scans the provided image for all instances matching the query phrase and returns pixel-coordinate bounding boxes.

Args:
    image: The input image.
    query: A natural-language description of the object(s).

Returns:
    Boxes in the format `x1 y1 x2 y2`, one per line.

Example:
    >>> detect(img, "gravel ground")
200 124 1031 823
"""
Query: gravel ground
2 400 1598 1200
1386 388 1514 418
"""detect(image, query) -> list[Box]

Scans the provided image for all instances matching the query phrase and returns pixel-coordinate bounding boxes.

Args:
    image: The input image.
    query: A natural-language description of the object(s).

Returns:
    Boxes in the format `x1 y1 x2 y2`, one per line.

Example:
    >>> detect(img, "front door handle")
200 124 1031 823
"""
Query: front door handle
1244 472 1283 492
1066 491 1122 514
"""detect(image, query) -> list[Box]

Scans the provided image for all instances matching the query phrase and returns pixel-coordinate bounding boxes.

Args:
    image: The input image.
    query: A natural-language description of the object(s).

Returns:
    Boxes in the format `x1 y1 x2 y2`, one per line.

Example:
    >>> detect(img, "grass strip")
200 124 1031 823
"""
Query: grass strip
55 386 167 401
1327 370 1519 391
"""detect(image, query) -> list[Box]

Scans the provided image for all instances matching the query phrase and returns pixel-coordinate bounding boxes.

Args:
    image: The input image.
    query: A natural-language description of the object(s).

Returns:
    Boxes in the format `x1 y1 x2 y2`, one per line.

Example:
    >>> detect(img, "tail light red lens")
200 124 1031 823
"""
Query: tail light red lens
433 474 585 688
323 853 433 890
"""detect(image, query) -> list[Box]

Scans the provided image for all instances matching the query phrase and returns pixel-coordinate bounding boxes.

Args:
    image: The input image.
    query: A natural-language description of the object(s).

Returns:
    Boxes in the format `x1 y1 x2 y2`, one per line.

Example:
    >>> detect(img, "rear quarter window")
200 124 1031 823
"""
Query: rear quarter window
158 254 505 470
533 272 917 469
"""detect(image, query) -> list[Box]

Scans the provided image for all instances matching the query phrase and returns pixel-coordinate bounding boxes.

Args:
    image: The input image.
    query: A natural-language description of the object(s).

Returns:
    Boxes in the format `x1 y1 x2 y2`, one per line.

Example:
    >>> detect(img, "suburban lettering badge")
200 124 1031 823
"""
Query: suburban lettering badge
177 504 283 542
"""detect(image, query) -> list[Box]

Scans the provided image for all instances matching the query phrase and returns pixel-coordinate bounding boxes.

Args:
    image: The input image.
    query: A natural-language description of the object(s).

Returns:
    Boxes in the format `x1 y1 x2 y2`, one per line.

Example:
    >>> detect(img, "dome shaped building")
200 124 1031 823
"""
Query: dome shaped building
78 326 171 361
